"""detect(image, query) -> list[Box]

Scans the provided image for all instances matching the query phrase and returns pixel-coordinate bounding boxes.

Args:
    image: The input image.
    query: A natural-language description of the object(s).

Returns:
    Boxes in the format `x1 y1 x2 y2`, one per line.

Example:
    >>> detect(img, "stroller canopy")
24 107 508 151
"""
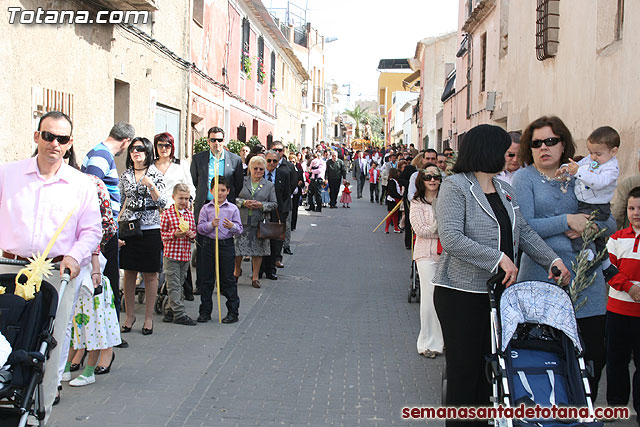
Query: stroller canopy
500 281 582 353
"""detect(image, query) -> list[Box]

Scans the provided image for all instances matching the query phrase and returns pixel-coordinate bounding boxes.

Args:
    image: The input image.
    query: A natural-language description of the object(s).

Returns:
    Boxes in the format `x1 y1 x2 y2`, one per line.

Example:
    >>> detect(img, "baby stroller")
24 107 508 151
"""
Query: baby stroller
486 272 603 427
0 259 70 427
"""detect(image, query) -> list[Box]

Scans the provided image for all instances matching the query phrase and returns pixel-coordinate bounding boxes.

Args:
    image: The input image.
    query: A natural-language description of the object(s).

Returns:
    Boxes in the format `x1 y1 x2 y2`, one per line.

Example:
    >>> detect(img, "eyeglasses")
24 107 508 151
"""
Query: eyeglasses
273 148 283 152
157 143 172 149
40 131 71 145
506 153 517 158
531 137 562 149
266 159 278 163
130 146 146 153
252 167 264 171
423 174 442 182
209 138 224 143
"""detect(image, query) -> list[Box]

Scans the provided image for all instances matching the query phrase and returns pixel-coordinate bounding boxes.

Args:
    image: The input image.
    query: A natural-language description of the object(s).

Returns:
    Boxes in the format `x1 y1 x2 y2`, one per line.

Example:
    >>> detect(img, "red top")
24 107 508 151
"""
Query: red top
606 225 640 316
160 207 196 262
343 187 351 194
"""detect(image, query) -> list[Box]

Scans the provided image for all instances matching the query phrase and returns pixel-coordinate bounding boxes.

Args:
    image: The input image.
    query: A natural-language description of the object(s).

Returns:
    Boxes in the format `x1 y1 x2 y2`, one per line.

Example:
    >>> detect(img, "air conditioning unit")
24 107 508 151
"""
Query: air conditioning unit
486 91 496 111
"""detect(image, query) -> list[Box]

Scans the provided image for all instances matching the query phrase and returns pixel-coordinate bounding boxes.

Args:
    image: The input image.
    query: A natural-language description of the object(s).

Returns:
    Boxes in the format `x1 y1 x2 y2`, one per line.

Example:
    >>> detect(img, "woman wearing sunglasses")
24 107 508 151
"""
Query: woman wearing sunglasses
409 165 444 359
153 132 195 208
513 115 616 401
118 137 168 336
433 124 570 426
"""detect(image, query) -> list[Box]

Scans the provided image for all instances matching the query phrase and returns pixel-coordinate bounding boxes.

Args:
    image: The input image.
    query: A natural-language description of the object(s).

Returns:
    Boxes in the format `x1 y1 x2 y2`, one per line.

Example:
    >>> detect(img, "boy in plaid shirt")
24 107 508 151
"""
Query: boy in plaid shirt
160 183 197 325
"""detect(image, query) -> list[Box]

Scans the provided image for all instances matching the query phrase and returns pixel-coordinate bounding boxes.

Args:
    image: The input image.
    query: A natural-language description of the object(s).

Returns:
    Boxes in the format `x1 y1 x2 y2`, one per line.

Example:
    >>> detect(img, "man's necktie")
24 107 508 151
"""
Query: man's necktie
268 172 273 182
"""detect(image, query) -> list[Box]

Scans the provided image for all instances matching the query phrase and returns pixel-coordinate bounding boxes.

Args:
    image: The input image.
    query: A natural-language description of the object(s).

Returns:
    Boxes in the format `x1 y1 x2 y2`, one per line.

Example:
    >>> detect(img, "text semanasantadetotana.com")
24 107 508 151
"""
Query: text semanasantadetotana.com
401 404 630 420
7 7 150 25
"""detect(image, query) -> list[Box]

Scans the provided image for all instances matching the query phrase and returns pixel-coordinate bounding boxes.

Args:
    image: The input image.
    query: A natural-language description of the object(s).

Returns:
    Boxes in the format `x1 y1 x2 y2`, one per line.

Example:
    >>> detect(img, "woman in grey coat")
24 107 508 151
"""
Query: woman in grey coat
233 156 277 289
433 125 571 426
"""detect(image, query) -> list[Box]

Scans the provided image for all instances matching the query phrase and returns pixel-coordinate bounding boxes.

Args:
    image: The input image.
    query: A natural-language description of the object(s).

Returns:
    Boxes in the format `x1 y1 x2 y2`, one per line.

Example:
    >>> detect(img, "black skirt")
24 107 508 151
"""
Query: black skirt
119 228 163 273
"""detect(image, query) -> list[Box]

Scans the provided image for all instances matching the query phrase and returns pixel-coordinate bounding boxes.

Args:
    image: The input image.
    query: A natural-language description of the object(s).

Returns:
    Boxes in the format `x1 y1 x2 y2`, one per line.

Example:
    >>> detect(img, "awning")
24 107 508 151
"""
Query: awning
441 73 456 102
402 70 421 90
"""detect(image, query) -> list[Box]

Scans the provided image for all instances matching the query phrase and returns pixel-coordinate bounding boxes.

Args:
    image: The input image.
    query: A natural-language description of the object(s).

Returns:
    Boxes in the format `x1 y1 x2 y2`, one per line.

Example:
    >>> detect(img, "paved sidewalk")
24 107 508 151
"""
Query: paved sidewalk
49 185 439 426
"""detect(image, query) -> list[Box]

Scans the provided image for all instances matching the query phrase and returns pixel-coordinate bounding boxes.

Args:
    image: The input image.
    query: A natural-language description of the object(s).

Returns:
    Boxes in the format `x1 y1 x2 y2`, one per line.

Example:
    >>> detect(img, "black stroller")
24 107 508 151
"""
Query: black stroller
0 260 70 427
486 272 603 427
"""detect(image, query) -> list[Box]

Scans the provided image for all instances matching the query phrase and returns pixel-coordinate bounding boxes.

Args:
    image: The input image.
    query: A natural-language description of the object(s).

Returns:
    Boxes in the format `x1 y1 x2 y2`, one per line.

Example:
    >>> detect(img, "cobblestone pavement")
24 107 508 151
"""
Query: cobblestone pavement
47 179 635 427
49 185 438 426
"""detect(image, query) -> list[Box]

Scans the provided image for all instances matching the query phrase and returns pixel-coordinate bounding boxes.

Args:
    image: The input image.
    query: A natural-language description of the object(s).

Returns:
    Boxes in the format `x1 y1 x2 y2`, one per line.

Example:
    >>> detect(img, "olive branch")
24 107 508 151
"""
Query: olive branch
568 212 608 312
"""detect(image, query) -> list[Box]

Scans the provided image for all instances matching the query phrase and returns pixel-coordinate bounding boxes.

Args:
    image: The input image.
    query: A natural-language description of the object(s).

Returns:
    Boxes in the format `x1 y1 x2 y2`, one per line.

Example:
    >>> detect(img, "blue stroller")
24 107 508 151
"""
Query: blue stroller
487 273 603 427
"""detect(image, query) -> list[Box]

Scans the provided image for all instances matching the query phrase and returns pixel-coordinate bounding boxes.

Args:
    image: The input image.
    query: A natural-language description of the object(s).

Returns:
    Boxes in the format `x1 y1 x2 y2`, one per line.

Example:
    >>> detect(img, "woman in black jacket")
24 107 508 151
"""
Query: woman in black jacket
385 168 403 234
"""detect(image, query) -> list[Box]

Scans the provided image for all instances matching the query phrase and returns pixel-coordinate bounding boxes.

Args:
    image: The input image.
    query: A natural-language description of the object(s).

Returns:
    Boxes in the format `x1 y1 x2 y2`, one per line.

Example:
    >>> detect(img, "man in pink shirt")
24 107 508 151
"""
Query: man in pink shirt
0 111 102 416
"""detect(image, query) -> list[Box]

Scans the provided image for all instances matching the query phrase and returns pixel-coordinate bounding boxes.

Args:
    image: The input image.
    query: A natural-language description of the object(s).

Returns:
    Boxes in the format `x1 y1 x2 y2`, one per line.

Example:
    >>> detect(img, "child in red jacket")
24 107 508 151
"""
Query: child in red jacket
605 186 640 414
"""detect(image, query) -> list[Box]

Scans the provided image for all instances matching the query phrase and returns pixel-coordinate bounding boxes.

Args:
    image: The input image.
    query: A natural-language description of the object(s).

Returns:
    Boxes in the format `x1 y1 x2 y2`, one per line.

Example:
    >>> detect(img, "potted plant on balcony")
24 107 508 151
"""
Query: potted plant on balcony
241 51 251 77
257 59 266 84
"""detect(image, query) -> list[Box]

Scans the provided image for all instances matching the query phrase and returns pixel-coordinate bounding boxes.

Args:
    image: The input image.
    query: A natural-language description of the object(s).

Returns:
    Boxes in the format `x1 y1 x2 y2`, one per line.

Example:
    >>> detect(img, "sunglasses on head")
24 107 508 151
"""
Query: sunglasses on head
130 145 146 153
157 143 172 149
209 138 224 143
266 159 278 163
531 137 562 149
423 174 442 182
40 131 71 145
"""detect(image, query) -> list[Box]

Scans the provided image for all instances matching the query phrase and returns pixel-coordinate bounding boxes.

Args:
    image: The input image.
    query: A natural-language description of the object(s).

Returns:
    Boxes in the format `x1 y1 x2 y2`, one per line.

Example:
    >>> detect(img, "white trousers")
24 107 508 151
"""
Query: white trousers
415 259 444 354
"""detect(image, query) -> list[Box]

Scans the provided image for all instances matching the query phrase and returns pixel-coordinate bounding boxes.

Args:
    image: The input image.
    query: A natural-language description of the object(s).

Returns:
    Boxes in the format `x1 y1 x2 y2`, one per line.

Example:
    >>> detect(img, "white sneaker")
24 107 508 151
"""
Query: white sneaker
61 371 71 382
69 374 95 387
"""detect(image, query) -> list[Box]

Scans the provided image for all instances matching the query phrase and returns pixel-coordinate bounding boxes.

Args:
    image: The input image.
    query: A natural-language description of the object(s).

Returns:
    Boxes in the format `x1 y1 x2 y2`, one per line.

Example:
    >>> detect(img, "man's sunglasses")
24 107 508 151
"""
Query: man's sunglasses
157 143 172 149
266 159 278 163
423 174 442 182
531 137 562 148
209 138 224 143
40 131 71 145
273 148 283 152
130 145 146 153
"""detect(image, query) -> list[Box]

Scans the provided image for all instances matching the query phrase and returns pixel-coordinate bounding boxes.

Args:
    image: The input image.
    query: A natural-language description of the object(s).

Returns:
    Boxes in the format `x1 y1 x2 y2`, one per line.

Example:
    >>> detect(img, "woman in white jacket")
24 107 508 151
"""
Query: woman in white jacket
409 165 444 358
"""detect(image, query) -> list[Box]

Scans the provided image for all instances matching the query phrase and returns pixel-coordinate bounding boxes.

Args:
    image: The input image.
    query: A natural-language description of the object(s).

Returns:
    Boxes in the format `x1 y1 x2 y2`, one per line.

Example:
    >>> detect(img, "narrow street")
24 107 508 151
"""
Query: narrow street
49 179 442 426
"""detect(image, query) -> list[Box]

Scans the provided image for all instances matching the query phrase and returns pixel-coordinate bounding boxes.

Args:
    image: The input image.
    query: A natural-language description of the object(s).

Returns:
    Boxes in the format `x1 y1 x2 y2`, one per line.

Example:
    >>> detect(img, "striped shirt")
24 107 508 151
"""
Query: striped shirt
81 142 121 216
606 225 640 316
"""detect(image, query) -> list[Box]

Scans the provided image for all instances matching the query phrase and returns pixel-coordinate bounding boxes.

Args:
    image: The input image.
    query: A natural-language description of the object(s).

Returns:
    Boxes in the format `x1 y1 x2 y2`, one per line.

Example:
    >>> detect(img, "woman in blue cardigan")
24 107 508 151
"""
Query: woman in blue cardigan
513 115 616 401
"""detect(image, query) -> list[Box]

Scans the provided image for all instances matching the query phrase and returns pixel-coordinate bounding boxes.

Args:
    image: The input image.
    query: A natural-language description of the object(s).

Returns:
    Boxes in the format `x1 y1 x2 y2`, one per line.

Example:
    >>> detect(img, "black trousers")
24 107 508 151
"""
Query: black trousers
328 178 341 207
403 197 412 249
356 173 366 198
606 311 640 412
578 314 606 402
260 212 289 276
195 232 205 291
199 237 239 316
308 178 323 210
434 286 490 427
291 194 300 230
101 234 121 320
369 182 379 202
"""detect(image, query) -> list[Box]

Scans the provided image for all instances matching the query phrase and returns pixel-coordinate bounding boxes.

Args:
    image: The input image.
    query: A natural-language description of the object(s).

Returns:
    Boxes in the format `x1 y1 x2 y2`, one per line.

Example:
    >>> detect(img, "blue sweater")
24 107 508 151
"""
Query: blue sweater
512 165 615 318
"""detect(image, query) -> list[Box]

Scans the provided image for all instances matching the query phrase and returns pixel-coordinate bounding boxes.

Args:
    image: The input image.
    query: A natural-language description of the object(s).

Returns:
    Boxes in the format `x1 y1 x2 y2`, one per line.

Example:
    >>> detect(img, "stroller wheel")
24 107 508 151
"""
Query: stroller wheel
154 295 165 315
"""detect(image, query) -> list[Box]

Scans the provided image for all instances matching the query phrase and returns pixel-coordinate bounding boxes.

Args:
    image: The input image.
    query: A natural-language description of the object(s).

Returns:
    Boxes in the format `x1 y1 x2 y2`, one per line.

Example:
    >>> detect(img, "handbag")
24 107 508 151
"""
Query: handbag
118 218 142 239
257 208 285 241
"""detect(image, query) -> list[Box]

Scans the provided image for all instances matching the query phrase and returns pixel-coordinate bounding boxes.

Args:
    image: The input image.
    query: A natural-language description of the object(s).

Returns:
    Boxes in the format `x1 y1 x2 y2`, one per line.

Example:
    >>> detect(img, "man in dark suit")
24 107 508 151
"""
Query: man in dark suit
191 126 244 292
325 150 346 208
259 150 291 280
271 141 297 257
352 150 368 198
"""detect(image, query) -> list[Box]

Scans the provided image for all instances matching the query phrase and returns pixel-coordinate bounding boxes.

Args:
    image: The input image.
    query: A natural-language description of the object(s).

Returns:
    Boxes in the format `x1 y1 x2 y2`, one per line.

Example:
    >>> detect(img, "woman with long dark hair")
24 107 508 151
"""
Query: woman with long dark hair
118 137 167 335
410 164 443 359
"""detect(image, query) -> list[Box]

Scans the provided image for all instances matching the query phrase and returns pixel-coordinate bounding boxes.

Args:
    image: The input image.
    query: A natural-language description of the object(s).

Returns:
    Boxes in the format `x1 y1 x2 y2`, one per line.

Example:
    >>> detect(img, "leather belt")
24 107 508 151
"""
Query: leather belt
3 251 64 263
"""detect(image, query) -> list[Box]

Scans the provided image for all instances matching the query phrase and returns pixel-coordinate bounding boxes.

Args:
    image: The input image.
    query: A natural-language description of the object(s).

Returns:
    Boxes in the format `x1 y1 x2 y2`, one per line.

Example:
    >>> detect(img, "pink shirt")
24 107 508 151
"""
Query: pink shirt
310 158 326 179
0 157 102 266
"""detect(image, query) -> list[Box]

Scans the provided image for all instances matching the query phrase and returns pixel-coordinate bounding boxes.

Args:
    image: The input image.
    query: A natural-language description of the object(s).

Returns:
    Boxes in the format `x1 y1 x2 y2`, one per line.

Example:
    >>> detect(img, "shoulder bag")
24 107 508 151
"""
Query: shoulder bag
118 171 154 239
